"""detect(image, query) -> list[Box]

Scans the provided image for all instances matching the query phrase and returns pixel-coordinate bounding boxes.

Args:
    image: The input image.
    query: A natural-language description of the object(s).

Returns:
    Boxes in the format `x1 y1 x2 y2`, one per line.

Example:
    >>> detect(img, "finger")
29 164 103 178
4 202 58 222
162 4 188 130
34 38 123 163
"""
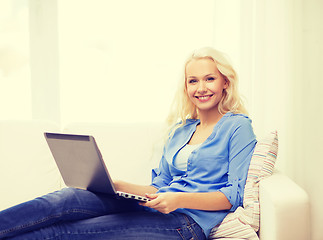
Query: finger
139 194 156 207
145 193 158 200
142 197 161 208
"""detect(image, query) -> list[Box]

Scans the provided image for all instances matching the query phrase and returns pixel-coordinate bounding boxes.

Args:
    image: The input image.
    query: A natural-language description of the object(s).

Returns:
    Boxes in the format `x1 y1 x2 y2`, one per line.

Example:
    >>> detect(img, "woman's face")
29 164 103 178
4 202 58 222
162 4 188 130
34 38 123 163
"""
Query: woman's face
185 58 228 114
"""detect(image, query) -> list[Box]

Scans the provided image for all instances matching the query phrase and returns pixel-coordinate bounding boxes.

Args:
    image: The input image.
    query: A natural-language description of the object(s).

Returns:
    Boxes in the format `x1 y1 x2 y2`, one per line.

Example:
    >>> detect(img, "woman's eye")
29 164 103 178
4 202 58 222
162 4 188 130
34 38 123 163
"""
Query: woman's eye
206 77 215 81
188 79 198 84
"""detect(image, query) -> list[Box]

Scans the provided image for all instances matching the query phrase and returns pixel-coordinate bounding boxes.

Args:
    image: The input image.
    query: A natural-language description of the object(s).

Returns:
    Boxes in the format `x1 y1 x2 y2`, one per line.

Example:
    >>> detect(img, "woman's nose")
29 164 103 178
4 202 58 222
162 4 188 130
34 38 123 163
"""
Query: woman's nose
197 81 207 92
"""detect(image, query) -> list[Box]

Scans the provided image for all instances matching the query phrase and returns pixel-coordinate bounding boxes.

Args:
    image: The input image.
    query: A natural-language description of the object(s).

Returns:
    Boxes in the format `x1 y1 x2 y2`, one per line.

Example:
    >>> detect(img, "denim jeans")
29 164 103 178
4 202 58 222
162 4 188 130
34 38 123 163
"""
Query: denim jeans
0 188 206 240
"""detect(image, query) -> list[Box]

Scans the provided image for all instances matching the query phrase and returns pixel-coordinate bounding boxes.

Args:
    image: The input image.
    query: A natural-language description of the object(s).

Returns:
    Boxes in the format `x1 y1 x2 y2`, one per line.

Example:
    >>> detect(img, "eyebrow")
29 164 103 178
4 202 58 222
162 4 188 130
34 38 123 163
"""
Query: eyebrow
187 74 216 79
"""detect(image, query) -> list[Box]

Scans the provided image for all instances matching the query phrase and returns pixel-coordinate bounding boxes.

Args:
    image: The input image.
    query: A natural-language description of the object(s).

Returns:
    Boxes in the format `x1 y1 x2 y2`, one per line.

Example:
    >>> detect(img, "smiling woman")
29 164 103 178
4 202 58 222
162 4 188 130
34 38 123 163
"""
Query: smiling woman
0 46 257 240
167 47 247 131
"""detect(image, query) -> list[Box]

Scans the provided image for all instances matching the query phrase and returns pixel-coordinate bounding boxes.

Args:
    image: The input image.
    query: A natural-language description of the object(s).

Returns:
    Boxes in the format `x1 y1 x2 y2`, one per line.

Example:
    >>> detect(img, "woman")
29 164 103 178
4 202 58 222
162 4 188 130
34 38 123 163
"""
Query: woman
0 47 256 240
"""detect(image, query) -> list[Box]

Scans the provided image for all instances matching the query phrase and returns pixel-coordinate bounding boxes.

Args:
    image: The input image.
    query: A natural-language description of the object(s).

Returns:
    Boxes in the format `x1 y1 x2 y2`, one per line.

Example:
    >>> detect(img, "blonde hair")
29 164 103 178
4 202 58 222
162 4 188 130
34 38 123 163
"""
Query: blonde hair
167 47 247 128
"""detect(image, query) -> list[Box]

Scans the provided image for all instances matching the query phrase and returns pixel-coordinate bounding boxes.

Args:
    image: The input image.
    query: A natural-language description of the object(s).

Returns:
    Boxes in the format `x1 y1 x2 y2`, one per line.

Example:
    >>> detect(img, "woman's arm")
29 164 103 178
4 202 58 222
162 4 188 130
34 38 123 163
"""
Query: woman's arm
114 180 158 197
141 191 232 214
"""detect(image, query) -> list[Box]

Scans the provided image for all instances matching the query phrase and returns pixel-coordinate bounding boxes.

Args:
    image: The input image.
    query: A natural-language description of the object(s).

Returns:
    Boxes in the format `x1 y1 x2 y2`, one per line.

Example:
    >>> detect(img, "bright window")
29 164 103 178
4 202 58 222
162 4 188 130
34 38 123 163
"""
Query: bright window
0 0 31 120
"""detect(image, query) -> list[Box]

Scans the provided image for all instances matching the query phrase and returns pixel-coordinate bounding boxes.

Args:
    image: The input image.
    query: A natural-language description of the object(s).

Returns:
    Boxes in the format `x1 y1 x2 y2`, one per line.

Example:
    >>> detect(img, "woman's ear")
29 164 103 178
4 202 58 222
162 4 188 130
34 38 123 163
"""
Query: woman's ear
224 79 229 89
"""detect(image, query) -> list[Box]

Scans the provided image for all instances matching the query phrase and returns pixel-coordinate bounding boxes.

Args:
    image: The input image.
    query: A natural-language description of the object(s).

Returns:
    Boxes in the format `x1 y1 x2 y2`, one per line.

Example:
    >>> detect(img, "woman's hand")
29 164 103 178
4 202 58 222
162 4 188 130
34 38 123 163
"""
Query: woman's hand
140 192 181 214
141 191 232 214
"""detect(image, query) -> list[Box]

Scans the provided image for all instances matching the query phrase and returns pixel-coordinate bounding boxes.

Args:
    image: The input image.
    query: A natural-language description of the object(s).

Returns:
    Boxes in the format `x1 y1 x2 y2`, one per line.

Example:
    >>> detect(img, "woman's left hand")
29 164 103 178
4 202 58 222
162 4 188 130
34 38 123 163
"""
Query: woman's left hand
140 192 181 214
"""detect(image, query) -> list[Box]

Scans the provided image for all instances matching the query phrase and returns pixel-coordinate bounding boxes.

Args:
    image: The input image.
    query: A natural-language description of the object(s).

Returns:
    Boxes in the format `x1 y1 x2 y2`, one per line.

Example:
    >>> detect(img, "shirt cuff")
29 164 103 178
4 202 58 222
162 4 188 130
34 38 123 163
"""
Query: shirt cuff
218 178 242 211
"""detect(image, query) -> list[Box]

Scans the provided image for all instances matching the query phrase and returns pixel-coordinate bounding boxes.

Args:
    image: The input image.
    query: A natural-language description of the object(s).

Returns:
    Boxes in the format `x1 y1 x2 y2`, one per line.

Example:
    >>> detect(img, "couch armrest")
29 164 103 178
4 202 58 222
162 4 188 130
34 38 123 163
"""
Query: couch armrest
258 171 310 240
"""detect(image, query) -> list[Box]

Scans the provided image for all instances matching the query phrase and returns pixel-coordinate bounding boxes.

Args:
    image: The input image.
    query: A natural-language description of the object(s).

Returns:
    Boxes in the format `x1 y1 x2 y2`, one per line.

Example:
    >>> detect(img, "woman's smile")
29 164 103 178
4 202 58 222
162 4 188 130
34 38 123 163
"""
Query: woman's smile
195 94 214 102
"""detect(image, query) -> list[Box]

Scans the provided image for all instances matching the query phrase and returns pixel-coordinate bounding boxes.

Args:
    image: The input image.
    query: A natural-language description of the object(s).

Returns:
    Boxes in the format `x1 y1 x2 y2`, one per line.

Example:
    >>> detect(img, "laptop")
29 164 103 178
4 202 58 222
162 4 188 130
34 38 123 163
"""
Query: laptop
44 132 149 202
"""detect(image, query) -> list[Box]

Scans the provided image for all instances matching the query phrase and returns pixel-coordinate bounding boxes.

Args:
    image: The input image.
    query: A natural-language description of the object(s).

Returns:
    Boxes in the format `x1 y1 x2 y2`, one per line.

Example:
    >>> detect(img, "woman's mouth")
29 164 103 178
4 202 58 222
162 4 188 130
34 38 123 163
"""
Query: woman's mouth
195 94 214 102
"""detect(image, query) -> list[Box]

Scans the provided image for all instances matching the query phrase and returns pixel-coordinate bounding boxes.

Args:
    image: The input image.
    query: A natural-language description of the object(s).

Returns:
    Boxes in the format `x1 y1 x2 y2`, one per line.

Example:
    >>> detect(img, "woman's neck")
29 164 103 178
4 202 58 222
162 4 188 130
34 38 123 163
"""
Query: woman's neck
198 109 223 129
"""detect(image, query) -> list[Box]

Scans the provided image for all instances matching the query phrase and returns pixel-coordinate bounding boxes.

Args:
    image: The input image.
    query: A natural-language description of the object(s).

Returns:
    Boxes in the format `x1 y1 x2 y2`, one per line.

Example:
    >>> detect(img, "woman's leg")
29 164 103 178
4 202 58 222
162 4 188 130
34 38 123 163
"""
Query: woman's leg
0 188 141 239
7 211 206 240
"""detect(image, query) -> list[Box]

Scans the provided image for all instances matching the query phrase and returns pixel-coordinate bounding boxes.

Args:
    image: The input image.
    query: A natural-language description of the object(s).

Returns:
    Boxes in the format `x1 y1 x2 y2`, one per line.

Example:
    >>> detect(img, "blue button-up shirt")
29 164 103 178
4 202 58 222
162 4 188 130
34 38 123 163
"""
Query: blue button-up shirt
151 112 257 237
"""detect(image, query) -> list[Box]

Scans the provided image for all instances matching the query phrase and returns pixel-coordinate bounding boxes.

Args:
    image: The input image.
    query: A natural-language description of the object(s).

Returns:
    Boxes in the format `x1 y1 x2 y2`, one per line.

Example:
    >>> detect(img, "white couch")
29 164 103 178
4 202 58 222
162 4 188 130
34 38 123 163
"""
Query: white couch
0 120 311 239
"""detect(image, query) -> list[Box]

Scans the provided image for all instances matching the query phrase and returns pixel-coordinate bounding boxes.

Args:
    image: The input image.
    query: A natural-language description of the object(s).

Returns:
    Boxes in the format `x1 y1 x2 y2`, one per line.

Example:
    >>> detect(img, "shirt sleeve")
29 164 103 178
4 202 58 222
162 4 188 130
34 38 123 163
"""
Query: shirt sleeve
218 119 257 211
150 145 173 189
150 123 181 189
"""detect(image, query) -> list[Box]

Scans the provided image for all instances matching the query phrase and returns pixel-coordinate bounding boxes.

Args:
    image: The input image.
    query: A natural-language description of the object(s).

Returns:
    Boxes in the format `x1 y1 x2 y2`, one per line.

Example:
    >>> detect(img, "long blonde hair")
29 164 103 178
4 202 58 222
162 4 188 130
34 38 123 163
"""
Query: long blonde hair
167 47 247 129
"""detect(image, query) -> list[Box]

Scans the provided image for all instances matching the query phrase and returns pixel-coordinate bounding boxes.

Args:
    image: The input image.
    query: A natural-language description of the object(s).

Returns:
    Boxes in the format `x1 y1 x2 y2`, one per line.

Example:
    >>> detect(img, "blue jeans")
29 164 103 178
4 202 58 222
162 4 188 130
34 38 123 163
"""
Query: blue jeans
0 188 206 240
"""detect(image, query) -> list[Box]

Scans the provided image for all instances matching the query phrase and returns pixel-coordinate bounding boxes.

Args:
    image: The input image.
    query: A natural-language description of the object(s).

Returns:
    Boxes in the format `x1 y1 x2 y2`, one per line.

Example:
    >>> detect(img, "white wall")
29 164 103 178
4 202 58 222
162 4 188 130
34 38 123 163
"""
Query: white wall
57 0 216 125
29 0 60 123
0 0 31 120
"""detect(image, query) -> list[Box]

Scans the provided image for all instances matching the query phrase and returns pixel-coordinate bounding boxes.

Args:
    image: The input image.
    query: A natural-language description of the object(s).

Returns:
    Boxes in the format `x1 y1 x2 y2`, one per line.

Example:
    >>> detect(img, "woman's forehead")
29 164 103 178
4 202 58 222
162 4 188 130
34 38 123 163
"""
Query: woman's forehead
185 58 219 77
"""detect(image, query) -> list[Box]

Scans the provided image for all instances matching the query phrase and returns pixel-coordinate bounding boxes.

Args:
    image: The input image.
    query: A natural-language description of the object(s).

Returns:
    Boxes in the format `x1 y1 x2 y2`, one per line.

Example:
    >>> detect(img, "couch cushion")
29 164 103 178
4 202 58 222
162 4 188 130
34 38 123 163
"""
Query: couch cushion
0 120 61 210
209 131 278 239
